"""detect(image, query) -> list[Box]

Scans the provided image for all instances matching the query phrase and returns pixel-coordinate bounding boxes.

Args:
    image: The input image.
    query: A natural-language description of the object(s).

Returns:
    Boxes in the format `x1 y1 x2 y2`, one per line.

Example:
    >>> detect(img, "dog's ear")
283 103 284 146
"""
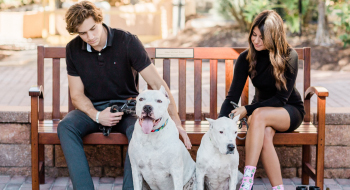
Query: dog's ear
232 114 240 123
142 85 148 92
205 118 214 123
159 85 169 99
206 118 214 128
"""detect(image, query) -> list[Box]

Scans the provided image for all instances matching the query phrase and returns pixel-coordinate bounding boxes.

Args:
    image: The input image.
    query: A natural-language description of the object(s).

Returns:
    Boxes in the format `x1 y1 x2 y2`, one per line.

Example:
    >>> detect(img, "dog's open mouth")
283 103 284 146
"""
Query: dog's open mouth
139 116 162 134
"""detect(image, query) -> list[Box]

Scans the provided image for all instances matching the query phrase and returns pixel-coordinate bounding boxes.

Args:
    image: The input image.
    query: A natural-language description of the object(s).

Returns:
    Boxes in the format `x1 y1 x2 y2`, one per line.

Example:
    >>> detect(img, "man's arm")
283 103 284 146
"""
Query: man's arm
139 64 192 149
68 75 123 126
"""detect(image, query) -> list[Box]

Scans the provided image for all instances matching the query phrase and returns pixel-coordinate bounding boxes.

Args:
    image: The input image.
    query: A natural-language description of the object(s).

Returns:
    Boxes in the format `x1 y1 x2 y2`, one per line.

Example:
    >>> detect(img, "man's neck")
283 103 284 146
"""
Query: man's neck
92 26 107 52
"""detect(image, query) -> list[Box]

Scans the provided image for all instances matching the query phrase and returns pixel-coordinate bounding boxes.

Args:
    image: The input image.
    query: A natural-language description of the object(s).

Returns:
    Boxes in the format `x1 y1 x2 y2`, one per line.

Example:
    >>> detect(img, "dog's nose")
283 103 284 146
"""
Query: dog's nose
227 144 235 151
143 105 153 113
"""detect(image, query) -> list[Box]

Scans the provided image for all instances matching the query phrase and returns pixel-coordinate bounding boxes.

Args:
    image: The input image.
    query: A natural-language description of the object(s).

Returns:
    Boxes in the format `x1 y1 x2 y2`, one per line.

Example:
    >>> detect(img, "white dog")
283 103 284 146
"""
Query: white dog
129 86 196 190
196 116 243 190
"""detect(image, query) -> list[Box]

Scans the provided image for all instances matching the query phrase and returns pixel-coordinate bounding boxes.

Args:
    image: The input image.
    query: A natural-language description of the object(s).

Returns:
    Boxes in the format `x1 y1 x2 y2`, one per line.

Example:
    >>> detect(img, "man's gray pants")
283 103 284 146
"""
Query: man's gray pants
57 102 136 190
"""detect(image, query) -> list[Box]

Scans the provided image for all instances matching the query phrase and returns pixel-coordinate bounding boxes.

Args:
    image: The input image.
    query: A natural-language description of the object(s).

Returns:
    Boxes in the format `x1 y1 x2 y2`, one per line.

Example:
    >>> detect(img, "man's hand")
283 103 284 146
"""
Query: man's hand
230 106 247 119
98 107 124 126
178 127 192 149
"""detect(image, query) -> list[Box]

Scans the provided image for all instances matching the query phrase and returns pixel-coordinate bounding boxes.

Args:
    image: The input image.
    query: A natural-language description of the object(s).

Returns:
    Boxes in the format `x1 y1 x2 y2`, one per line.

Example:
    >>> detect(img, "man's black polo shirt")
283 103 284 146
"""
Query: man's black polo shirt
66 24 151 102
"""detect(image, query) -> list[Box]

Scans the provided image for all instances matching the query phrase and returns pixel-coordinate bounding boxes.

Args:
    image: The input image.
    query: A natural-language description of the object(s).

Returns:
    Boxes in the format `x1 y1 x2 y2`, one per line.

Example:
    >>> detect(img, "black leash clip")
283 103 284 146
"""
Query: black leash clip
230 101 249 140
99 100 137 136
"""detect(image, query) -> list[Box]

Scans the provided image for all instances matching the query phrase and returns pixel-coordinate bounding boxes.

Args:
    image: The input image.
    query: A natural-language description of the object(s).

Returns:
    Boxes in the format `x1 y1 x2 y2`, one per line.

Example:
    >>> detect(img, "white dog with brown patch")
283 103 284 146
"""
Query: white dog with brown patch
129 86 196 190
196 116 243 190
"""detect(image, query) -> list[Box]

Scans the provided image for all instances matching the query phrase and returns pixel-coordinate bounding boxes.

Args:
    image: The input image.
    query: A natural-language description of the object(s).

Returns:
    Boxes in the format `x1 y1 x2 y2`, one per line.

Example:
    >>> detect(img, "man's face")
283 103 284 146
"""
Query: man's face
77 16 103 47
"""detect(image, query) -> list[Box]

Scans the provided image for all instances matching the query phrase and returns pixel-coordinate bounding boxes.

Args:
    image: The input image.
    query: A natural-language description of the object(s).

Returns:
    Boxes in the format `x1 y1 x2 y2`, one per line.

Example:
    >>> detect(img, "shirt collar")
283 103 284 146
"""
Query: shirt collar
81 23 114 51
87 38 107 52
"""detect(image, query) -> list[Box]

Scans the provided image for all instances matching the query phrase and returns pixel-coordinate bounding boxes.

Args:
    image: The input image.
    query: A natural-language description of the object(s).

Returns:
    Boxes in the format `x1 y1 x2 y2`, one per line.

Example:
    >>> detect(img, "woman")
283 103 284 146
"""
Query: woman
219 10 305 190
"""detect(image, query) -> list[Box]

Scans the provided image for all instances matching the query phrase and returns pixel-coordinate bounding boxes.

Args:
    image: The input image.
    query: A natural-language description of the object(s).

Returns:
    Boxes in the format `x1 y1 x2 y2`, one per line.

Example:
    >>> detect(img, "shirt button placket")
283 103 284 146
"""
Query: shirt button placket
98 52 104 66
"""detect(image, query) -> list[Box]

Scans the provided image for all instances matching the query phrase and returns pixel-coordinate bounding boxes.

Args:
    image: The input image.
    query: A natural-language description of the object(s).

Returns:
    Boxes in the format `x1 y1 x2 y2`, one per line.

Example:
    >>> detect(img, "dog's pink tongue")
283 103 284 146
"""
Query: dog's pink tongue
141 118 154 134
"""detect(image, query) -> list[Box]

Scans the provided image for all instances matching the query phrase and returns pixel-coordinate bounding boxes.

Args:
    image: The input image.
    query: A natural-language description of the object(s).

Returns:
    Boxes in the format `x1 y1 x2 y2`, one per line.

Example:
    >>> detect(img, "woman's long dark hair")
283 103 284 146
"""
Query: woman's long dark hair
247 10 291 91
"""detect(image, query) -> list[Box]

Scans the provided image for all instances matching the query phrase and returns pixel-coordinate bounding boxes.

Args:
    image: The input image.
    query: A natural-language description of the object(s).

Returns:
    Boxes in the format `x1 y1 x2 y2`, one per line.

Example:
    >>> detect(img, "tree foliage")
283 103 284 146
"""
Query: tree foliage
215 0 317 33
329 0 350 47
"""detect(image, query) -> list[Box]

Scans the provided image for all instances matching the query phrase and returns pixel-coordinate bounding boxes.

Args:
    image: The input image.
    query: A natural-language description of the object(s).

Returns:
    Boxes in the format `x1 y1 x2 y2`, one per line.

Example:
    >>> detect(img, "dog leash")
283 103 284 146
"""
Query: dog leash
94 100 137 136
229 101 249 140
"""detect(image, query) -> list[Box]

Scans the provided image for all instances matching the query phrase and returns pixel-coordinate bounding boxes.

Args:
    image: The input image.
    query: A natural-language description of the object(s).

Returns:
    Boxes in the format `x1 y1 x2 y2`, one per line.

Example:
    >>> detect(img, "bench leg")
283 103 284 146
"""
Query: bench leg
316 144 325 190
39 144 45 184
301 145 311 185
31 135 39 190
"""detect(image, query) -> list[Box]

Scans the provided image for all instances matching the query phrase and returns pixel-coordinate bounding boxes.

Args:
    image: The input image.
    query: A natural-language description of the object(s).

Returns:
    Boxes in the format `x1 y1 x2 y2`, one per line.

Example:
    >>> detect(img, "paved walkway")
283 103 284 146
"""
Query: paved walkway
0 176 349 190
0 49 350 113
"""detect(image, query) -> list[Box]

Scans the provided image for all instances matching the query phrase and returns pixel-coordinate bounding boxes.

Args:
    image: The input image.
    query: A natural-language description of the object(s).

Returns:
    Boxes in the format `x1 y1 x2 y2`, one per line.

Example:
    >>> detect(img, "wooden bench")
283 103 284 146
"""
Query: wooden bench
29 46 328 190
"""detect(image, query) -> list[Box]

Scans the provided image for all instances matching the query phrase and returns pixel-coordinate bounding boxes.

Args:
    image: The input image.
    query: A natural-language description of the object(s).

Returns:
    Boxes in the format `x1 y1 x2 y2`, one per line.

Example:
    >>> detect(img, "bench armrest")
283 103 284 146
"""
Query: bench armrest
305 86 329 99
29 85 43 97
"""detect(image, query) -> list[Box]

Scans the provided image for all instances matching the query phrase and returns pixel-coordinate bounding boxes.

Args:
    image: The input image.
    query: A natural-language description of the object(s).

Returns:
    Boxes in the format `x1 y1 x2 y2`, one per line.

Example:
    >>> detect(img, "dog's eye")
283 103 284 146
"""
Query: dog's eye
235 131 237 134
220 131 223 134
157 99 162 103
139 98 144 101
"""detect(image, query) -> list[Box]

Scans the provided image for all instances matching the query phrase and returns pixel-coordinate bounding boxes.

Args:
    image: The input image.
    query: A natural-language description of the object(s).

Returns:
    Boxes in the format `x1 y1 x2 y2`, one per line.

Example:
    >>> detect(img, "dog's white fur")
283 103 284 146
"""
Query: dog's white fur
196 116 243 190
129 86 196 190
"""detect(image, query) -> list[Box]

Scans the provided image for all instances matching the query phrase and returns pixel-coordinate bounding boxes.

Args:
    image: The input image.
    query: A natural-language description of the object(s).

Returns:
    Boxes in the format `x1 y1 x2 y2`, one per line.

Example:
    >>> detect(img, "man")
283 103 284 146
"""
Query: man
57 1 192 189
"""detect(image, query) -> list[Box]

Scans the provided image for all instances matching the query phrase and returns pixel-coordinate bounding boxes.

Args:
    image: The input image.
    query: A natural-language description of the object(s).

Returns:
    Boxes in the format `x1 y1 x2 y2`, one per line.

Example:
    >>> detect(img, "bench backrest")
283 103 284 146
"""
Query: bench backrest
36 46 311 123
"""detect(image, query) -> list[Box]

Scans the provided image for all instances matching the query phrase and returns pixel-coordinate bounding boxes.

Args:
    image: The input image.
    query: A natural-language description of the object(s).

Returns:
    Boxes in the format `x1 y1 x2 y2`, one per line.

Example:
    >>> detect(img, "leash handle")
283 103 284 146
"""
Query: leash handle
100 100 137 136
110 100 136 114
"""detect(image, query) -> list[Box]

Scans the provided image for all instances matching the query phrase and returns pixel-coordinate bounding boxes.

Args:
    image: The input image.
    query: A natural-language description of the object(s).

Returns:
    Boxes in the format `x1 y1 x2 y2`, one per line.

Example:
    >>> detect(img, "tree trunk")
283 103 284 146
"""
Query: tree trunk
315 0 332 46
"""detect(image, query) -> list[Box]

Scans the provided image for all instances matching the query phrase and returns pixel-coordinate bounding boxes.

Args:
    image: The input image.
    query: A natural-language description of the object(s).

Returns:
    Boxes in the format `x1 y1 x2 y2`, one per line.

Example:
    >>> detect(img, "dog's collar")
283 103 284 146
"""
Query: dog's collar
151 118 168 132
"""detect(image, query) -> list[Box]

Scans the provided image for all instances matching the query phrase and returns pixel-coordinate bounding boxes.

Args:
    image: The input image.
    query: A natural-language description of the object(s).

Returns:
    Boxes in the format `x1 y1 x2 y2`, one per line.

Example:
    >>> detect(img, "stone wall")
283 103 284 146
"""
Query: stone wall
0 111 349 178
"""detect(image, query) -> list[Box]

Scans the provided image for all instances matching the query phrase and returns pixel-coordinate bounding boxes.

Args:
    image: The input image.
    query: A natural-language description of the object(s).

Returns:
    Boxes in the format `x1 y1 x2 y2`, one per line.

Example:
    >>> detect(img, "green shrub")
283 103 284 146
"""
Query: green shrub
329 0 350 47
215 0 314 33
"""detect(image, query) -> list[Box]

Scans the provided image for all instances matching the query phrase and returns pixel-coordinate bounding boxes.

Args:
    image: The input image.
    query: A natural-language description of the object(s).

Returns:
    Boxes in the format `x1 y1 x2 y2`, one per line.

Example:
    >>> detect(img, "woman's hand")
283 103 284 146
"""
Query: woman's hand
230 106 247 119
178 128 192 149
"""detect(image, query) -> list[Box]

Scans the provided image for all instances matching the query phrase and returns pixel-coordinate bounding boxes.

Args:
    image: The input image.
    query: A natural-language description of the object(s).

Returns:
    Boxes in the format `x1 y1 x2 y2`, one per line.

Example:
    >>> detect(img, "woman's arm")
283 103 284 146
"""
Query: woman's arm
219 51 250 118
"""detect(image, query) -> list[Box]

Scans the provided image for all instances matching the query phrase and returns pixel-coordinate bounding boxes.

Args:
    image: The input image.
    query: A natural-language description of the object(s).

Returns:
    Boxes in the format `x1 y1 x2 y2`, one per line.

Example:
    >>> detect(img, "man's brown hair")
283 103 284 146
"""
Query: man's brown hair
65 1 103 34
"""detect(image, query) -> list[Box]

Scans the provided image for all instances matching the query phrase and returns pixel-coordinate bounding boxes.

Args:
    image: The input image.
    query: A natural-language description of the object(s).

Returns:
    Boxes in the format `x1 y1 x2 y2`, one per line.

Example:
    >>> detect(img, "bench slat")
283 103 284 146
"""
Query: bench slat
38 121 317 145
304 48 311 122
146 47 244 59
44 47 66 58
179 59 186 122
38 46 45 121
225 60 234 96
210 59 218 119
241 78 250 106
52 58 60 121
41 47 304 60
194 59 202 122
163 59 170 87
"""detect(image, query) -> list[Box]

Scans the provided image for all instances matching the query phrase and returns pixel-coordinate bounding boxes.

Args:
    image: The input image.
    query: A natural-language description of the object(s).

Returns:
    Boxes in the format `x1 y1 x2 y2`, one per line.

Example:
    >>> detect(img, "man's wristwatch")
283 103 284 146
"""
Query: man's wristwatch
96 111 101 123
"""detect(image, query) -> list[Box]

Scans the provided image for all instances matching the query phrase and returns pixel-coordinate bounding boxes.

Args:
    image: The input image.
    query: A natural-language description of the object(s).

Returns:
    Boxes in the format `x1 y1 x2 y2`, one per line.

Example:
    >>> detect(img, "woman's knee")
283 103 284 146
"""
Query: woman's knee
250 108 267 126
262 127 275 148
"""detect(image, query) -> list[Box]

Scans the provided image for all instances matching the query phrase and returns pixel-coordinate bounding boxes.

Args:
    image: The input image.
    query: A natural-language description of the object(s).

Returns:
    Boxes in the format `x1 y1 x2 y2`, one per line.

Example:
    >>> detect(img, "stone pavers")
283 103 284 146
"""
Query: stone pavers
336 179 350 186
0 176 124 190
0 175 349 190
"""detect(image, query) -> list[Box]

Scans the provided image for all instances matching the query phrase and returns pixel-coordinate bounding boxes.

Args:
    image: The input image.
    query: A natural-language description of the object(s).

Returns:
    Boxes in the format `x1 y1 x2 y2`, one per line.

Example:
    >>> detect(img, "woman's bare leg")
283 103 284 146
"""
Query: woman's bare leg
260 126 283 186
244 107 290 187
245 107 290 166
